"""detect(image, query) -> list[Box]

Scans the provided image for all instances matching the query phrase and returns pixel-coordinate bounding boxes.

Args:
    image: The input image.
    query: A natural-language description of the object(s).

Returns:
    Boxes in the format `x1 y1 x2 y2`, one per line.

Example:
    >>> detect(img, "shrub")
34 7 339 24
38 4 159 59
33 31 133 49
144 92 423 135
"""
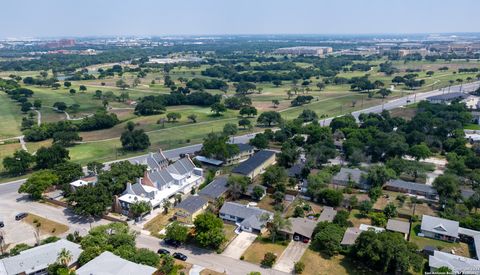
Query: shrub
294 261 305 274
261 252 277 267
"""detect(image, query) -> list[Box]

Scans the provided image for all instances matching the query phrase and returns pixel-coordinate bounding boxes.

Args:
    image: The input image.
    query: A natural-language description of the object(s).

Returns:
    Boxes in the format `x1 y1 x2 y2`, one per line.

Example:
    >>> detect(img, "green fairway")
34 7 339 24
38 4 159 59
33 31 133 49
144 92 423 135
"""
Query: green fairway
0 92 23 139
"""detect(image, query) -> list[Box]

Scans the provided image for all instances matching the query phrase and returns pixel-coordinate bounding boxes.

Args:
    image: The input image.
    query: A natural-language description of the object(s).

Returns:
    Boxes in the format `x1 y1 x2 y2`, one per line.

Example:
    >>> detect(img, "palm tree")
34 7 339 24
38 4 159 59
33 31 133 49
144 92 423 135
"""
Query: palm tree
57 248 73 266
269 212 292 243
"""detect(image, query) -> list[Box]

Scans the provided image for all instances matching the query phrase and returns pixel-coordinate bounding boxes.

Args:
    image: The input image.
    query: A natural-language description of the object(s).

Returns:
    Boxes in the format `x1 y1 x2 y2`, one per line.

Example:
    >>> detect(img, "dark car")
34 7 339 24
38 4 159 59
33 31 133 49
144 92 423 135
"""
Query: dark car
0 221 4 228
15 212 28 221
164 239 180 248
173 252 187 261
157 248 170 255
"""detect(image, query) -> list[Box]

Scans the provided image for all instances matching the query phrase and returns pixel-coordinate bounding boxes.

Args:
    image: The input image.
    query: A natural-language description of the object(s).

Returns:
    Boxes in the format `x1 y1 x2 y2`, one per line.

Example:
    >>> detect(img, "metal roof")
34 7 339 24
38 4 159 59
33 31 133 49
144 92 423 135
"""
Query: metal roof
421 215 459 238
429 251 480 273
231 150 276 176
198 177 228 200
386 219 410 235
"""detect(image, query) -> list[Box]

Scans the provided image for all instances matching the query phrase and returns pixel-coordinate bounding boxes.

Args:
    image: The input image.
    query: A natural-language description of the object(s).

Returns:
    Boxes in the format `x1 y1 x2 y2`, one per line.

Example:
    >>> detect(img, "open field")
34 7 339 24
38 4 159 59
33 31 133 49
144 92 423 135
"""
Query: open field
0 92 23 139
373 190 439 217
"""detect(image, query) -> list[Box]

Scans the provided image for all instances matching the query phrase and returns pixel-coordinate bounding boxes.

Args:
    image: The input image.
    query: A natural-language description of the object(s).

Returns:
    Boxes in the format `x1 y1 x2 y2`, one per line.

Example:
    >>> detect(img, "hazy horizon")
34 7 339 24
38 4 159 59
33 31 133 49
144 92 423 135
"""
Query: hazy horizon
2 0 479 38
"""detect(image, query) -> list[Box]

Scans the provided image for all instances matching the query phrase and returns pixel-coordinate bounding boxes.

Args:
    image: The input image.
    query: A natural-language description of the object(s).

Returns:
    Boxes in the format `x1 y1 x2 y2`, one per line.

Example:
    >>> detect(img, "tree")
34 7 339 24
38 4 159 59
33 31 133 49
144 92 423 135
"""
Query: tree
294 261 305 274
333 210 352 227
116 79 130 90
53 161 83 186
262 165 287 191
269 212 291 243
53 131 82 147
252 186 266 201
261 252 277 268
53 102 67 112
272 99 280 108
35 144 70 169
193 212 226 249
367 165 395 187
162 198 172 214
311 222 345 257
257 111 282 126
370 212 387 227
383 202 398 219
86 161 104 175
120 123 150 151
165 221 188 244
238 118 251 129
368 186 383 202
158 254 175 274
330 114 357 132
79 85 87 92
223 123 238 138
433 174 460 204
409 143 432 161
129 201 151 221
227 175 250 200
68 185 112 218
21 102 32 113
33 99 42 109
166 112 181 122
239 106 257 117
201 132 239 161
377 88 392 98
56 248 73 266
359 200 373 216
69 89 76 95
316 82 326 91
272 80 282 87
3 150 35 175
63 81 72 88
19 170 59 200
210 102 227 116
187 114 197 123
317 188 343 207
249 133 269 149
52 83 61 89
298 109 318 122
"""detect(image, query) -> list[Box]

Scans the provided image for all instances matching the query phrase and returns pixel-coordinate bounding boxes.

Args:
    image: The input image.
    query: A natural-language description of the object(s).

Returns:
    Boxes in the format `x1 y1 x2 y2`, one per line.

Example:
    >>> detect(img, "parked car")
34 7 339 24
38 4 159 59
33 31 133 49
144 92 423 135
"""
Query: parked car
157 248 170 255
293 235 300 241
164 239 180 248
302 238 309 243
0 220 4 228
173 252 187 261
15 212 27 221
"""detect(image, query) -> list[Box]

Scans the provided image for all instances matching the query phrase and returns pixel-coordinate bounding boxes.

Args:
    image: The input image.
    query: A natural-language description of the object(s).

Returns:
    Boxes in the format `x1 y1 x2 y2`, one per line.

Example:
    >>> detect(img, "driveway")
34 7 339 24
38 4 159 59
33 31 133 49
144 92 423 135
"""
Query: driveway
274 241 309 273
222 231 257 259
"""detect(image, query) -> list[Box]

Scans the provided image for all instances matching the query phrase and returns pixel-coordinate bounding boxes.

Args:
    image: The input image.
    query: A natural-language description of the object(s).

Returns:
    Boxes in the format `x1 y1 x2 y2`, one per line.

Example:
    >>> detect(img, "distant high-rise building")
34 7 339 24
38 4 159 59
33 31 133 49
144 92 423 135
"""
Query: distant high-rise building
274 46 333 56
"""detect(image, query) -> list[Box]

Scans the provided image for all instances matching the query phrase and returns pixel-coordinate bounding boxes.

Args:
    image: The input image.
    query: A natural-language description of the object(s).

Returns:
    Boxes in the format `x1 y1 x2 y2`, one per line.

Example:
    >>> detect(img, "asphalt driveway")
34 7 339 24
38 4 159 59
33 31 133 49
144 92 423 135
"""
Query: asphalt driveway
274 241 309 273
222 231 257 259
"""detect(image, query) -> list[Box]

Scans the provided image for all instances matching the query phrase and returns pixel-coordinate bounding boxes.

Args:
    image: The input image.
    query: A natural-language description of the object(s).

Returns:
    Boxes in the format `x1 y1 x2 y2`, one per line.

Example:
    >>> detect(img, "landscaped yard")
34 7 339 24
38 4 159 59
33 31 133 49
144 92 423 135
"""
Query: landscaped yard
23 213 69 236
220 223 238 250
143 212 175 236
349 209 372 227
241 237 288 265
299 249 380 275
373 190 438 217
410 222 471 258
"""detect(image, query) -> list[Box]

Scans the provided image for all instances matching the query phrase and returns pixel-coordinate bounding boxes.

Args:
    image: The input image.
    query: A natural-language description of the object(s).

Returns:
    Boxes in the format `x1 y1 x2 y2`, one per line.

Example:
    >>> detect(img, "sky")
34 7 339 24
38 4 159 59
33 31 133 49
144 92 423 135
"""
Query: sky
2 0 480 38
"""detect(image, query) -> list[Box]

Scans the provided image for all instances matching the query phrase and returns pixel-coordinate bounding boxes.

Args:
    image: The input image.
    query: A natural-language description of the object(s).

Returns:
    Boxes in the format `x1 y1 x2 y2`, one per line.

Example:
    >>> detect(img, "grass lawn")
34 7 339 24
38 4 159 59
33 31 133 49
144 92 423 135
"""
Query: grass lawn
299 249 380 275
465 123 480 130
410 222 471 258
349 209 372 227
241 237 288 265
200 269 224 275
0 92 23 139
23 213 69 236
143 212 175 236
220 223 238 251
0 142 22 171
373 190 438 217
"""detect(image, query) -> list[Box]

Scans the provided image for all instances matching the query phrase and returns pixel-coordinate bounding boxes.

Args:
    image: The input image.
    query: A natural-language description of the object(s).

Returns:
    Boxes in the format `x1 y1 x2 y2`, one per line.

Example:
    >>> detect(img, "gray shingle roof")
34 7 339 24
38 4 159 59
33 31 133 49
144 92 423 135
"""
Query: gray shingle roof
386 219 410 235
429 250 480 273
421 215 459 238
237 143 254 153
341 227 362 245
332 168 367 185
0 239 83 275
167 157 195 175
76 251 156 275
231 150 275 176
198 177 228 200
385 179 437 195
318 206 337 222
219 202 273 231
284 217 317 238
175 195 208 214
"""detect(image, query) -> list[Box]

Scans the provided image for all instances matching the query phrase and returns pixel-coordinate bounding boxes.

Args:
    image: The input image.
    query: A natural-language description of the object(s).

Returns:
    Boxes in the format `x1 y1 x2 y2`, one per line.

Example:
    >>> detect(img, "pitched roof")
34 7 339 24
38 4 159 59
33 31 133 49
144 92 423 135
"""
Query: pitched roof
175 195 208 214
167 157 195 175
231 150 276 176
359 224 385 233
318 206 337 222
194 156 224 166
219 202 273 231
385 179 437 195
332 168 366 184
76 251 157 275
386 219 410 235
341 227 362 245
0 240 83 275
429 250 480 273
287 162 305 177
421 215 459 238
237 143 254 153
285 217 317 238
198 177 228 200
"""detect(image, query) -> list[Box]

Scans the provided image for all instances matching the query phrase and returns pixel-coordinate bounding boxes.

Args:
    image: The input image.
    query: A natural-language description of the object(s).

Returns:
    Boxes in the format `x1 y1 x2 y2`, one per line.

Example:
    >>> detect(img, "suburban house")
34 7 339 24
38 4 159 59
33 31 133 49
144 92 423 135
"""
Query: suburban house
0 239 83 275
174 195 209 222
117 154 204 217
76 251 157 275
341 224 385 246
280 217 317 242
195 143 255 166
69 175 97 191
386 219 410 240
318 206 337 222
231 150 276 179
420 215 459 242
198 176 229 202
332 168 368 189
384 179 438 200
426 92 469 105
219 202 273 233
429 251 480 273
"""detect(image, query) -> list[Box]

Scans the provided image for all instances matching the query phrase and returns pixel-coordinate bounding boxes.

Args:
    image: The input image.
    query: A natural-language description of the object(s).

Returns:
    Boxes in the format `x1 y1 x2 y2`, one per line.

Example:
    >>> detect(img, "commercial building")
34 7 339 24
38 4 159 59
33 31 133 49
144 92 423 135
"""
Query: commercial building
274 46 333 56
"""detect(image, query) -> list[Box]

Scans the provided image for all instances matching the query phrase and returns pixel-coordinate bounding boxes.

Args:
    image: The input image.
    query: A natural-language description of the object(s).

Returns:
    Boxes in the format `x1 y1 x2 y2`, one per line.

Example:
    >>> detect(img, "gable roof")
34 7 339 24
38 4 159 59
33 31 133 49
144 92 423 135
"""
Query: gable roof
386 219 410 235
421 215 459 238
285 217 317 238
318 206 337 222
429 250 480 273
237 143 254 153
76 251 156 275
385 179 437 196
0 240 83 275
332 168 367 184
198 177 228 200
219 202 273 231
175 195 208 214
341 227 362 245
231 150 276 176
